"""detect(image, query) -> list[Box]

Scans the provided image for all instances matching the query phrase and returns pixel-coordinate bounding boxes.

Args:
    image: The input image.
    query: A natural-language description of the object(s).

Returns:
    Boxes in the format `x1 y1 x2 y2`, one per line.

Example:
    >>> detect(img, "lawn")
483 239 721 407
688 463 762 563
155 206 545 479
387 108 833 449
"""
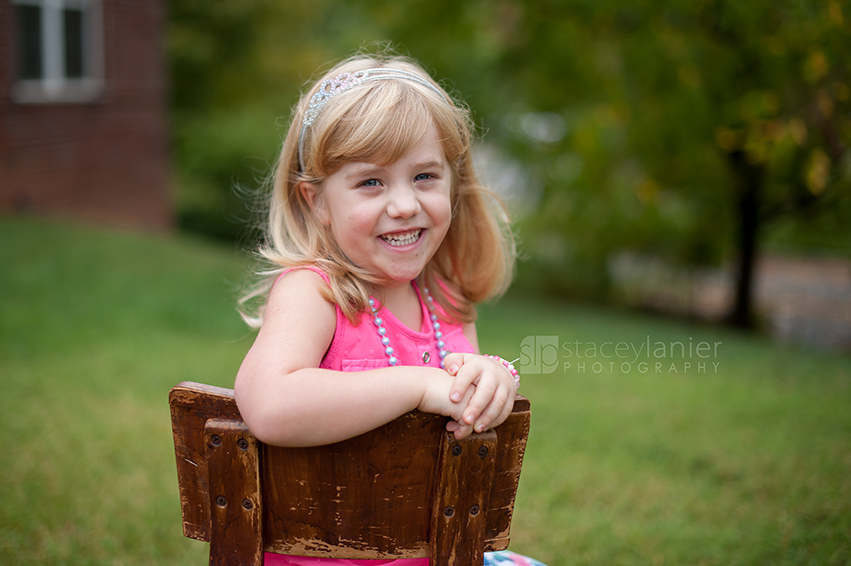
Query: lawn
1 216 849 565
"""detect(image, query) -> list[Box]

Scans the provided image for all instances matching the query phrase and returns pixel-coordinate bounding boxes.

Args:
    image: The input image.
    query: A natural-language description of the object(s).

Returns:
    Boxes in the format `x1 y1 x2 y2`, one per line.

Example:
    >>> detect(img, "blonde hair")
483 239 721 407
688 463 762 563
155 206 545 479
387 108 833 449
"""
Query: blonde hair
241 52 516 328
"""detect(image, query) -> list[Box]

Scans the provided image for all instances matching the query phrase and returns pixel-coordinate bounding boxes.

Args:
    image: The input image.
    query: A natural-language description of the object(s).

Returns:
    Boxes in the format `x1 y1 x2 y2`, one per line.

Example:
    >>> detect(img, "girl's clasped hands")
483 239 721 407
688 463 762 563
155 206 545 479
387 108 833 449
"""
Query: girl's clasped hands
430 352 519 439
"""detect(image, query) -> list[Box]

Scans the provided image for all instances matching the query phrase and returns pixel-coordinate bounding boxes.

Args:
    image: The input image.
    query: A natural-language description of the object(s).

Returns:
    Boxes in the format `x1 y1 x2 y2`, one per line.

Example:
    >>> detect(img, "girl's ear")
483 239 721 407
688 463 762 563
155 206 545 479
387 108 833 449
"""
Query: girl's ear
299 182 330 225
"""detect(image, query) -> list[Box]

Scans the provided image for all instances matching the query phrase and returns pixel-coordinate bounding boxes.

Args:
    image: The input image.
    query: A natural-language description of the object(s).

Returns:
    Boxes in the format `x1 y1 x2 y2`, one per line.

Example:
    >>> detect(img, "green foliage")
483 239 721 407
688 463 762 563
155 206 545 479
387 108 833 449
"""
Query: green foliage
3 217 850 564
173 105 283 241
167 1 851 301
500 0 851 298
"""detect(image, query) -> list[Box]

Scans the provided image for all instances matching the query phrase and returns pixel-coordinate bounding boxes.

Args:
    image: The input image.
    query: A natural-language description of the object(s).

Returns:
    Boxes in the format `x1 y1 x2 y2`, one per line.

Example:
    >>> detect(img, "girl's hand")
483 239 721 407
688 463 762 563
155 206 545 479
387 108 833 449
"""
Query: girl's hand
417 371 477 438
444 352 517 435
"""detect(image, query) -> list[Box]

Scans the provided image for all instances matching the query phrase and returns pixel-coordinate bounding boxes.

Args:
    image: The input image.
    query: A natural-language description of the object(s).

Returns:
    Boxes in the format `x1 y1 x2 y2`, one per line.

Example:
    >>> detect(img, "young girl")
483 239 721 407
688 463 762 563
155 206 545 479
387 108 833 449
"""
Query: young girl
235 53 545 566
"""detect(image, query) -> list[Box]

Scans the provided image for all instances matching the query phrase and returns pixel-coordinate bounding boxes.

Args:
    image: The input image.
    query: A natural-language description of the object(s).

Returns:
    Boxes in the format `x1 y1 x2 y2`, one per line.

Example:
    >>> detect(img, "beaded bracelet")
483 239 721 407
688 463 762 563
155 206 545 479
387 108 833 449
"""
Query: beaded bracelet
486 355 520 389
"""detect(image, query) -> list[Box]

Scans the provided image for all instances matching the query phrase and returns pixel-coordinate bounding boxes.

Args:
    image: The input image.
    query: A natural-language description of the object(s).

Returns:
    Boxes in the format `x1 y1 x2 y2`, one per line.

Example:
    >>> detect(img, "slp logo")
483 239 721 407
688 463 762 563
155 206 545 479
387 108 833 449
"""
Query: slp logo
519 336 559 374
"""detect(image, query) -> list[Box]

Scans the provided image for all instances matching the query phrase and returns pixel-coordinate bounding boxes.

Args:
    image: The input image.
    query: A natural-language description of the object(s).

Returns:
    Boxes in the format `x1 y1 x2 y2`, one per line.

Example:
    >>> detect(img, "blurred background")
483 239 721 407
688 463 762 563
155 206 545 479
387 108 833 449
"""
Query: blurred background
3 0 850 347
4 0 850 348
2 1 851 564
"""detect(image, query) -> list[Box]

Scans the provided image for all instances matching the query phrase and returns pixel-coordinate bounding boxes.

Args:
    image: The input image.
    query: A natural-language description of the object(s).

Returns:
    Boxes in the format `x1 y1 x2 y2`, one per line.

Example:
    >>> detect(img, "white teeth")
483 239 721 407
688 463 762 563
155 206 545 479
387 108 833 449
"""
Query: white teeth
380 229 422 247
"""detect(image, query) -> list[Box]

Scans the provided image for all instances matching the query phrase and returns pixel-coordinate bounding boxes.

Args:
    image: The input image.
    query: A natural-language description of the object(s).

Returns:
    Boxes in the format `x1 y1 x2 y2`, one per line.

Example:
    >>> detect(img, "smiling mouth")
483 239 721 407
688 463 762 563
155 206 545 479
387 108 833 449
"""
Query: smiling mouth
379 229 423 247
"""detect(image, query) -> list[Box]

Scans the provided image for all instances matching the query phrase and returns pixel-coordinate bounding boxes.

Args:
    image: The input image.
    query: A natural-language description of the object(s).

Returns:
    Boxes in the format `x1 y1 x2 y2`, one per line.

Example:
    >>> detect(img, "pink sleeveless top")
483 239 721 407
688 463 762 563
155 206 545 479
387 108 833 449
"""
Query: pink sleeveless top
277 266 475 371
266 266 475 566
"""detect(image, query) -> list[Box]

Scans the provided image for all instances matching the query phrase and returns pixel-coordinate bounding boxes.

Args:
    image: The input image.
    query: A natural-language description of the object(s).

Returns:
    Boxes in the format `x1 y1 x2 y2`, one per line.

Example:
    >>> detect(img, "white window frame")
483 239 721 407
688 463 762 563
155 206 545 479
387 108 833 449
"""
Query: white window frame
11 0 104 103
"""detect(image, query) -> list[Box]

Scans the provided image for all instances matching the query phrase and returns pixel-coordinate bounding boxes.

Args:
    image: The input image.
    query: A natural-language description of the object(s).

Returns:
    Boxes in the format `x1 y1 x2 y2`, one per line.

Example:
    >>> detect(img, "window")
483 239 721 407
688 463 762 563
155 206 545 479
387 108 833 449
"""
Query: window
12 0 104 103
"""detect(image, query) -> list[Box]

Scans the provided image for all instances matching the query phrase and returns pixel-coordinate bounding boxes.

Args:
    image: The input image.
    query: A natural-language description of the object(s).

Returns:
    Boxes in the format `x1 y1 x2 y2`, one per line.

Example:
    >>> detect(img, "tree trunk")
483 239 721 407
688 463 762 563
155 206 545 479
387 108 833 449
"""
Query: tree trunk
726 150 764 329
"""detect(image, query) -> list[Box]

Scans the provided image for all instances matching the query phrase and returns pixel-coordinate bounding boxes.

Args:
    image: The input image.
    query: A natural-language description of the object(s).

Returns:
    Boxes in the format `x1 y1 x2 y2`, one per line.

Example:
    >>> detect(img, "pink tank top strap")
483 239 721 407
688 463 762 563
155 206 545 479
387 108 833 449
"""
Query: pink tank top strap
274 265 331 287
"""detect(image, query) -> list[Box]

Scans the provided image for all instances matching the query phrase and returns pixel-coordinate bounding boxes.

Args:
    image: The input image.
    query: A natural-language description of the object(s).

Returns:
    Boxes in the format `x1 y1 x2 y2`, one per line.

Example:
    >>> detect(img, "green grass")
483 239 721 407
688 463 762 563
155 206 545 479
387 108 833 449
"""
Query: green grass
478 299 851 565
1 215 850 565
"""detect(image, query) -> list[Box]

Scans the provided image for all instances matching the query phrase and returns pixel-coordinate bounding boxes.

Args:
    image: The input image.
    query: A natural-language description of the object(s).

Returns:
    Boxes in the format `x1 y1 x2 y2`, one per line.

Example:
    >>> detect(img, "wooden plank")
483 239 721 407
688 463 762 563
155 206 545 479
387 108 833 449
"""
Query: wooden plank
170 382 242 541
262 410 445 558
205 418 263 566
430 430 498 566
485 404 531 548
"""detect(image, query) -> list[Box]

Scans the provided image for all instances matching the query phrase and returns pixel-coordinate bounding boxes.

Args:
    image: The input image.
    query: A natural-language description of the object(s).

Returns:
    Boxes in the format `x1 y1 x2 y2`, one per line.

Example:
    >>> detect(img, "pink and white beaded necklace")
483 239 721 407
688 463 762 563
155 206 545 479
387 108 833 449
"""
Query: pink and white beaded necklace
368 284 450 369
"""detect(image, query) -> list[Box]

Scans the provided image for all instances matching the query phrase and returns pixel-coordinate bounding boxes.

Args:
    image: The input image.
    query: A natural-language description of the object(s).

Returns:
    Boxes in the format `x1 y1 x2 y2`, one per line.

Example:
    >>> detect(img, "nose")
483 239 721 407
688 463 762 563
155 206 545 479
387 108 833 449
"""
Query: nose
386 183 421 219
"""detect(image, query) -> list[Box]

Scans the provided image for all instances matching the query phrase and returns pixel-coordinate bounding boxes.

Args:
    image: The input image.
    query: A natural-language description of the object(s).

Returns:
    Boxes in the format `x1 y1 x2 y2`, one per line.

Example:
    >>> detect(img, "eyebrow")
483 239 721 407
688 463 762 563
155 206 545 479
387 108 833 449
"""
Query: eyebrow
415 160 445 171
343 160 446 181
344 166 382 181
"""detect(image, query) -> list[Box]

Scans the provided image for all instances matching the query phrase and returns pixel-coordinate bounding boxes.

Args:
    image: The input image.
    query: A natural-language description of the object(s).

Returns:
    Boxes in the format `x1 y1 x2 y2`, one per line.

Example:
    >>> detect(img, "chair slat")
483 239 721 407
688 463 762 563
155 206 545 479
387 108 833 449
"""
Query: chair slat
430 430 497 566
205 419 263 566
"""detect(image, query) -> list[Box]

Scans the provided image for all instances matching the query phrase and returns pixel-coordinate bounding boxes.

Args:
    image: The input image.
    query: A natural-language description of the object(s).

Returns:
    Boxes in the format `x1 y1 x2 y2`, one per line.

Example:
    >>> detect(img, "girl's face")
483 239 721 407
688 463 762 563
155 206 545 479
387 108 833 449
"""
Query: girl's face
302 127 453 289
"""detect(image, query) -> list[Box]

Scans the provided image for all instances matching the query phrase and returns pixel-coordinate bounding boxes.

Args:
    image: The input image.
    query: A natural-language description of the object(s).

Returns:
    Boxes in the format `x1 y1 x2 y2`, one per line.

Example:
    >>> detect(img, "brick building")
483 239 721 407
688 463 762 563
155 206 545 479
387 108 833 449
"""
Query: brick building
0 0 171 229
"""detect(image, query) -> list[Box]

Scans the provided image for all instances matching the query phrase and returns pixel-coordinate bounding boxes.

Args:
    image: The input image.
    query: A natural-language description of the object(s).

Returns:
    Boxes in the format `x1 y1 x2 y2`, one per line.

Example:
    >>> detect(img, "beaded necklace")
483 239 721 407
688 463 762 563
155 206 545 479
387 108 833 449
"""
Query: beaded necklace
369 285 450 369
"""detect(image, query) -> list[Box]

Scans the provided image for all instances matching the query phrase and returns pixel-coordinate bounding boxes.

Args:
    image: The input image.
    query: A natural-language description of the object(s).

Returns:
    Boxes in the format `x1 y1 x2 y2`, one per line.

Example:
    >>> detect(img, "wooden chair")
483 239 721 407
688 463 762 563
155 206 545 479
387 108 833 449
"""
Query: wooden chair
170 381 531 566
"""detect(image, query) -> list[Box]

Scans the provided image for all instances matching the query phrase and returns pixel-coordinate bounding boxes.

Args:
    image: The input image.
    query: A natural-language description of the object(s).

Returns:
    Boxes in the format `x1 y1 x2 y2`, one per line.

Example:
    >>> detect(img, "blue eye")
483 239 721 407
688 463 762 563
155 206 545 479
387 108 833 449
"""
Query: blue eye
360 179 380 187
414 173 433 181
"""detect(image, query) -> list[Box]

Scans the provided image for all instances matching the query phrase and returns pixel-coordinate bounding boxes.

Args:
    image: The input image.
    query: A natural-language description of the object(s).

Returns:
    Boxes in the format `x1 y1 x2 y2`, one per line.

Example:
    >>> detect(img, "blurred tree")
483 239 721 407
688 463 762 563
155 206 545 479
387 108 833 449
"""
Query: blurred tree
475 0 850 327
622 0 851 328
168 0 280 240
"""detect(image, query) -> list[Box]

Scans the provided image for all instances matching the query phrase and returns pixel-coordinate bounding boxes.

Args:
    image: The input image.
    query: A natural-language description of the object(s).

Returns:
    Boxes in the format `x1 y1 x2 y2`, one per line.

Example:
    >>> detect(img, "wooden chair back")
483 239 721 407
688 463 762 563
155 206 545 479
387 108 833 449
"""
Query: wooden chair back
170 381 531 566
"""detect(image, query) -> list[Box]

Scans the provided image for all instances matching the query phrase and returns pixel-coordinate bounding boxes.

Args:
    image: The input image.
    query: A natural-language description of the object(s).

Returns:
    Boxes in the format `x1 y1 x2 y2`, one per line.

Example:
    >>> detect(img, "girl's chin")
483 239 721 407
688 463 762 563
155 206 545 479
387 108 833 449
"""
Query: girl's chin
366 243 440 286
370 263 429 287
378 271 425 286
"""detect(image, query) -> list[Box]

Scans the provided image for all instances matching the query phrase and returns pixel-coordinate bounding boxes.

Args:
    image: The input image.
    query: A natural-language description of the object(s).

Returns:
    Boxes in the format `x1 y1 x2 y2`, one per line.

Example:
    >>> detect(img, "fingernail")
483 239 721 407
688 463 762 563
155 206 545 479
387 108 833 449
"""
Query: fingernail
449 364 459 373
451 392 461 402
476 424 485 432
465 414 474 424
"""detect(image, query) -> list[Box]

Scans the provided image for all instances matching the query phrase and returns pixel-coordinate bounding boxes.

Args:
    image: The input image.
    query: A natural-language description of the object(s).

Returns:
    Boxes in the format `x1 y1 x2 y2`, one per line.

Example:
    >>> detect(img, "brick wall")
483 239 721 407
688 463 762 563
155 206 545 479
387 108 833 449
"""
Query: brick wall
0 0 172 230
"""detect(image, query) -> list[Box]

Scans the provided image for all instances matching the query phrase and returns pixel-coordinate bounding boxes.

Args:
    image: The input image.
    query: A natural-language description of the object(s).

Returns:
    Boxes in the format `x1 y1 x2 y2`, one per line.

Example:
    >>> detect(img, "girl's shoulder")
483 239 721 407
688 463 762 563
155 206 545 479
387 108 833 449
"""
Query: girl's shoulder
262 266 337 351
265 266 336 328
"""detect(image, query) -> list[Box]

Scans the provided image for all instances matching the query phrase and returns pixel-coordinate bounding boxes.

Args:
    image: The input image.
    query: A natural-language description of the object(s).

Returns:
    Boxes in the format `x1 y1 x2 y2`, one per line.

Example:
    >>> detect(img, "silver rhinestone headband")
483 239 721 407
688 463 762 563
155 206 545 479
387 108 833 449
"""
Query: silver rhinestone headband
297 68 450 172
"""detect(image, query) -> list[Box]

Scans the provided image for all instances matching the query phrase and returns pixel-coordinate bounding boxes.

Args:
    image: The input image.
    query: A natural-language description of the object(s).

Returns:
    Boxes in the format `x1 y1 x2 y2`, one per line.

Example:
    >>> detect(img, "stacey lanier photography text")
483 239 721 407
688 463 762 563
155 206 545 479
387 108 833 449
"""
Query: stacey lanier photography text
519 335 723 375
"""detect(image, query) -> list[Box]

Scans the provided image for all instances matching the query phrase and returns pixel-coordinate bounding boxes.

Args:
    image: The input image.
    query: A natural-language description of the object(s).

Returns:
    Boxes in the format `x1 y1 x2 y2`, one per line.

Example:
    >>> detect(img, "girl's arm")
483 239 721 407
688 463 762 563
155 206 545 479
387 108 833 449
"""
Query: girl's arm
234 269 474 447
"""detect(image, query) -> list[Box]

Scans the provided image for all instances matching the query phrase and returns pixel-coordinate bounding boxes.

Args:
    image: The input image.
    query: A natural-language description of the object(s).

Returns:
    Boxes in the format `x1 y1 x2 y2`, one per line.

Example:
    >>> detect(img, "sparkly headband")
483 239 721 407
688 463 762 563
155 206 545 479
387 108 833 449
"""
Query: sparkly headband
297 68 450 172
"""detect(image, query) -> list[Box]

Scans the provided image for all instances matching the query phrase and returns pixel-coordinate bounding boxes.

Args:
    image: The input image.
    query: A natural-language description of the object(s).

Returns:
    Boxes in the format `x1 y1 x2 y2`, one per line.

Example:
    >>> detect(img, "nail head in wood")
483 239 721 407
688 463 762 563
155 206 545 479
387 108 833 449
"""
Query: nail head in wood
242 498 253 510
451 445 462 456
237 438 249 451
443 505 454 518
469 504 480 516
211 434 221 447
478 445 489 457
215 496 227 507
